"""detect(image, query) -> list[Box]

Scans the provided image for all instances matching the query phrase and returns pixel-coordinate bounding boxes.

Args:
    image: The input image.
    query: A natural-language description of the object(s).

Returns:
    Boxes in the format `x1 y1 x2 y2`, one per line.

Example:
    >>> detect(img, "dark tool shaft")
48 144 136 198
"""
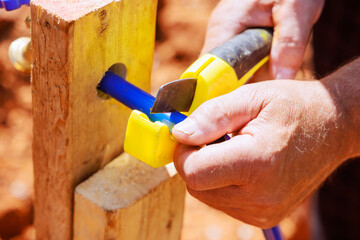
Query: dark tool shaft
209 28 273 79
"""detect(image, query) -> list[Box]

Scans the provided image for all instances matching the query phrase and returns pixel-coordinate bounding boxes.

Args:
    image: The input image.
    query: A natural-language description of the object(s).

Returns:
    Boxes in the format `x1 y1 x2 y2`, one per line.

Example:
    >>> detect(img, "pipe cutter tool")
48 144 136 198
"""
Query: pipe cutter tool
98 27 273 168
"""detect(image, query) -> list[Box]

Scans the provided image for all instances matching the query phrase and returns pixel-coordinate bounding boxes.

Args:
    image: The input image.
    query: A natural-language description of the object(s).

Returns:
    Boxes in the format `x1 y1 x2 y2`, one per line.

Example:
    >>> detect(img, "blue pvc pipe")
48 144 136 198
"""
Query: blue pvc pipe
0 0 30 11
98 71 186 129
98 71 283 240
263 226 283 240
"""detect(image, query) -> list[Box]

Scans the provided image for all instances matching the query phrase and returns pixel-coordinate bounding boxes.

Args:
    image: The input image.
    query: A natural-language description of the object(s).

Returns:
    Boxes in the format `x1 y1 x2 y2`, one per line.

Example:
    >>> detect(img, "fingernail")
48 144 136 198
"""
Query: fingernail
275 67 296 79
173 118 197 136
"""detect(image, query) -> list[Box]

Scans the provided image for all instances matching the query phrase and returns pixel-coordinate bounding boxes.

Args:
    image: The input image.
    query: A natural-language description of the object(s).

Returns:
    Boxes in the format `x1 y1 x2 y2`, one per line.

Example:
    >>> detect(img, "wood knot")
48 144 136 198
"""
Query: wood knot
45 21 51 30
98 10 107 22
98 10 109 35
166 220 172 230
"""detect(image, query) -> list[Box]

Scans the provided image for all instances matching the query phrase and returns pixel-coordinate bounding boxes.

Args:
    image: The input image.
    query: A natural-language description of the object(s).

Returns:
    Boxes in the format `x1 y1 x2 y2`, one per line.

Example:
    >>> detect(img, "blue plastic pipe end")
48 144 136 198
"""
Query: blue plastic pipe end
1 0 30 11
98 71 187 128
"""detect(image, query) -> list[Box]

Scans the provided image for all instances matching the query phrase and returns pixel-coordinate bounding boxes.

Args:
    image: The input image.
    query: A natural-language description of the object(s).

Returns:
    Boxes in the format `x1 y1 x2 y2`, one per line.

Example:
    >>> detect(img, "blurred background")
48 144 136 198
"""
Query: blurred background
0 0 314 239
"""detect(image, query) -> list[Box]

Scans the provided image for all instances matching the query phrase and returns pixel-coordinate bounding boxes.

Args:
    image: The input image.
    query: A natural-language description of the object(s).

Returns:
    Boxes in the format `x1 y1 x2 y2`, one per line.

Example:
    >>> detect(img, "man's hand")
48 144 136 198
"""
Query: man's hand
171 59 360 228
202 0 324 79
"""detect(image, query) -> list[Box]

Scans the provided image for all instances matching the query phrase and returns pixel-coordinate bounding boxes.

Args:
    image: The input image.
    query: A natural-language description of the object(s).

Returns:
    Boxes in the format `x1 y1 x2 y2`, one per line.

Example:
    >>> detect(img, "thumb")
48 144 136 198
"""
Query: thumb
172 87 265 146
270 5 313 79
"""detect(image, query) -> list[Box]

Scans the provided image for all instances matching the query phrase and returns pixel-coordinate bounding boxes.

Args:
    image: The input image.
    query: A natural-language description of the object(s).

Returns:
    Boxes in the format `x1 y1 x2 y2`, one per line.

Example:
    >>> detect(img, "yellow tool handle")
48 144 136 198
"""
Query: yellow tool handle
124 28 273 168
181 28 273 114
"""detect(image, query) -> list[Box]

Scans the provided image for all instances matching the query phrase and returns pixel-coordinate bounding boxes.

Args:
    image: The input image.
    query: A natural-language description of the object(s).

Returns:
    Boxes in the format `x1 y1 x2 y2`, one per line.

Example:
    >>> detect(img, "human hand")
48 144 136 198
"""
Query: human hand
172 78 358 228
202 0 324 79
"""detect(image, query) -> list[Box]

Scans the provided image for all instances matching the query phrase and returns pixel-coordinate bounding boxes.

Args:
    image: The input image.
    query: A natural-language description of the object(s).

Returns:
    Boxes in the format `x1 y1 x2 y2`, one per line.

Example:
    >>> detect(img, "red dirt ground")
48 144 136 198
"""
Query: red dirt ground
0 1 312 239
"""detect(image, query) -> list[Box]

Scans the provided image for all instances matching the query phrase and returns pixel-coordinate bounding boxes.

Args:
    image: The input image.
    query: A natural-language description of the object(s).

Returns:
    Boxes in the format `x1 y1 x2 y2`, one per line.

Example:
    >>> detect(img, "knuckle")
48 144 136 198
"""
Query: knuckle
277 35 307 50
196 99 224 124
204 98 233 127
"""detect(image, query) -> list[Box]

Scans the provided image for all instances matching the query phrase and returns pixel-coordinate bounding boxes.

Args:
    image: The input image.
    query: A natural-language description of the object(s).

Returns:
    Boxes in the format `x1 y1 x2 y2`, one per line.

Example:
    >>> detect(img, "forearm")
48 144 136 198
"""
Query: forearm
321 57 360 158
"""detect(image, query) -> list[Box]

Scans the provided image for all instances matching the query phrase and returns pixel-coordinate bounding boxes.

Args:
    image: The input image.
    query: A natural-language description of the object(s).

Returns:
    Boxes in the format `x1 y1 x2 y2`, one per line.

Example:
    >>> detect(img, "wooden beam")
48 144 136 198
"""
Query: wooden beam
73 153 186 240
31 1 157 239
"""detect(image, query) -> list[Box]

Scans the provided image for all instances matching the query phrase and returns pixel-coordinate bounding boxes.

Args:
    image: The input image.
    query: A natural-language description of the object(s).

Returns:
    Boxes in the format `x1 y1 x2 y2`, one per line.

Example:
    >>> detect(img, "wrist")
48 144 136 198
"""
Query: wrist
320 58 360 159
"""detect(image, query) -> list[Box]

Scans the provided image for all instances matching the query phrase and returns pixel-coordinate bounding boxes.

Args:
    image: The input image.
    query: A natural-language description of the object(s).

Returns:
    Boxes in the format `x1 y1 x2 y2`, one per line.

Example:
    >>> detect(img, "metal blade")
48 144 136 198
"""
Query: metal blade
151 78 197 113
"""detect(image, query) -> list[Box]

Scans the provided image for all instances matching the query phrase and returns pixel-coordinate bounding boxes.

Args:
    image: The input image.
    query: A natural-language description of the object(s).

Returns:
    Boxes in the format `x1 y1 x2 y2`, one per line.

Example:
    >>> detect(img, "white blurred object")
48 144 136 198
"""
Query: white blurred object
9 180 30 200
8 36 31 74
205 224 223 240
237 224 255 240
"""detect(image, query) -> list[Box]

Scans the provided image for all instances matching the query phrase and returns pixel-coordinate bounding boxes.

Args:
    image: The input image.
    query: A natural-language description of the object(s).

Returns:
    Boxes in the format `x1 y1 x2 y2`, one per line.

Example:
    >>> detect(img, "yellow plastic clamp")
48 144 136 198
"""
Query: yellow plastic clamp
124 110 177 168
181 53 269 114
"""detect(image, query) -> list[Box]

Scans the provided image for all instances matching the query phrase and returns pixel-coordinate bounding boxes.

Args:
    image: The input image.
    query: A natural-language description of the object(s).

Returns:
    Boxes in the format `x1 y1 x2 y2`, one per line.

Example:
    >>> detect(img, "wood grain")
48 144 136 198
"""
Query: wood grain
31 1 157 239
74 153 186 240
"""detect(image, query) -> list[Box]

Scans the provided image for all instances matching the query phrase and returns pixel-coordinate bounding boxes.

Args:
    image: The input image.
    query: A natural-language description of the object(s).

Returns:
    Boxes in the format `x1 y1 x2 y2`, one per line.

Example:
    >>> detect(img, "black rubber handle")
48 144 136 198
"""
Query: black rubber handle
209 28 273 79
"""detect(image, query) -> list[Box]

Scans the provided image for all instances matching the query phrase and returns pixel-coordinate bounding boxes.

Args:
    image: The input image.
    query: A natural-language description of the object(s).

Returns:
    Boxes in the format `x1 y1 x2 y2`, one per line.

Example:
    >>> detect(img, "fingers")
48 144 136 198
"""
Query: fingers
201 0 273 54
172 87 266 146
173 134 259 190
203 0 324 79
270 1 322 79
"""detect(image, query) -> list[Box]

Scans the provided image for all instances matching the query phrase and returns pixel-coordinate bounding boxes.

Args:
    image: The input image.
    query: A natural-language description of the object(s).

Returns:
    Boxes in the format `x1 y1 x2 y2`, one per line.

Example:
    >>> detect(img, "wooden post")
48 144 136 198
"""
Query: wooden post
31 0 158 239
73 153 186 240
